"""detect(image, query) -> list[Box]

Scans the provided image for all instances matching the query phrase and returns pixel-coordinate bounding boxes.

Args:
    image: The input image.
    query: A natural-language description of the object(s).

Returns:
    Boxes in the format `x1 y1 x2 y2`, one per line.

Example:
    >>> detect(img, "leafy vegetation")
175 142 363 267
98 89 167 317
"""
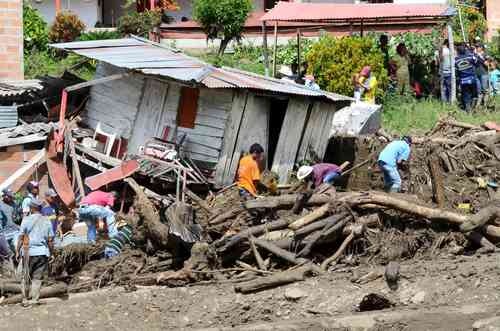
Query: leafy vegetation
306 36 388 98
25 50 95 80
78 30 122 41
193 0 253 55
382 95 500 135
49 11 86 43
118 10 162 37
451 0 487 43
23 3 49 52
193 46 265 75
276 38 314 67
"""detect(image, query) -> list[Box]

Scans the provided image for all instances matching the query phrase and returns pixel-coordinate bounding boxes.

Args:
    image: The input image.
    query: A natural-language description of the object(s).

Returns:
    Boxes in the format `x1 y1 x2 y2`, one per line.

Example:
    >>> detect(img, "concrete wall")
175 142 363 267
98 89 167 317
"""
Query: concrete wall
27 0 101 28
487 0 500 40
0 0 23 80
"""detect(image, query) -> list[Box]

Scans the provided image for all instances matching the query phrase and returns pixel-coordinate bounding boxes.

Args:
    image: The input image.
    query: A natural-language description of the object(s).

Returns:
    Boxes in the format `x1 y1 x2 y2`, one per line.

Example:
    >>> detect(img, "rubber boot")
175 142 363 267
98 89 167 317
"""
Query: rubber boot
30 280 42 305
21 278 30 307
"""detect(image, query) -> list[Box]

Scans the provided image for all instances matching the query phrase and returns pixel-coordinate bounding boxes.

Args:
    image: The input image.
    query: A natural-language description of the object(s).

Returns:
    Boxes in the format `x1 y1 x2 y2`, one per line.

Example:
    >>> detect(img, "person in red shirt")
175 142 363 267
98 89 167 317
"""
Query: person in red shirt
78 191 118 243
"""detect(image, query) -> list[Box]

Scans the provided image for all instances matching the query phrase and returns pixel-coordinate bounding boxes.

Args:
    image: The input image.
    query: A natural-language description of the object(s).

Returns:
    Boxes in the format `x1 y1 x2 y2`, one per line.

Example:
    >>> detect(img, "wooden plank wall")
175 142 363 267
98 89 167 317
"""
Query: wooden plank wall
271 97 310 184
223 93 270 186
297 101 337 163
85 63 145 139
215 91 248 185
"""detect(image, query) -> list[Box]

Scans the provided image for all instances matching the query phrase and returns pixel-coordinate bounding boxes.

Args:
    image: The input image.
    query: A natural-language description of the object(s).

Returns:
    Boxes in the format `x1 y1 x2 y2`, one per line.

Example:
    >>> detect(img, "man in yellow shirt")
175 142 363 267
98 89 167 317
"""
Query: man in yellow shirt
237 143 265 199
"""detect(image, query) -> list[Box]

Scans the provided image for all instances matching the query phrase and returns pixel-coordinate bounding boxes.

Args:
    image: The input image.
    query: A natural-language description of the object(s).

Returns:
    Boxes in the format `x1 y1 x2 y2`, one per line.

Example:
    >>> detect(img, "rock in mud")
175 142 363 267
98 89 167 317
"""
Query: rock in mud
284 288 308 301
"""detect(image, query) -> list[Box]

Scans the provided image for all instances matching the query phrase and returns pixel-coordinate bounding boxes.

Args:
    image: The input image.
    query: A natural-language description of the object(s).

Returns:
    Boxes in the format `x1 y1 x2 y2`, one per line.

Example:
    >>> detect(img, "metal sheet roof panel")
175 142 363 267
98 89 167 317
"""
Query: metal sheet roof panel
50 37 352 102
0 80 43 97
261 2 454 22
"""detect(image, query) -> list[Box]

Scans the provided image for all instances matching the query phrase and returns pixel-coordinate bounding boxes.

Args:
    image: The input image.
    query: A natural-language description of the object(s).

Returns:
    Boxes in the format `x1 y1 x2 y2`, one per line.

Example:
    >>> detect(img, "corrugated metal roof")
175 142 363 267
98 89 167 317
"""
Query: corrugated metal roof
50 37 351 102
261 2 455 22
0 80 43 97
0 106 18 128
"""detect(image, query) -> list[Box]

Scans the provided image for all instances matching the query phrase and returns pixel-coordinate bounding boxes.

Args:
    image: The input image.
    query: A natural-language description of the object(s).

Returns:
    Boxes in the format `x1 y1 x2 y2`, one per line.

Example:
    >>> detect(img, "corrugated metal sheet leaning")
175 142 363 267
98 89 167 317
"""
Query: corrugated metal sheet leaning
0 122 57 148
50 37 351 103
0 106 18 128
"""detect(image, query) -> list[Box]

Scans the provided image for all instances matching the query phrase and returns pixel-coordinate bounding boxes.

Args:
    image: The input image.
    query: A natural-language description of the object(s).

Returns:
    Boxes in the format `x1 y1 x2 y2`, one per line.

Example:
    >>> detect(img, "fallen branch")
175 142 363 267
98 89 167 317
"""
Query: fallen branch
1 283 68 305
289 203 331 230
234 265 316 294
252 238 310 266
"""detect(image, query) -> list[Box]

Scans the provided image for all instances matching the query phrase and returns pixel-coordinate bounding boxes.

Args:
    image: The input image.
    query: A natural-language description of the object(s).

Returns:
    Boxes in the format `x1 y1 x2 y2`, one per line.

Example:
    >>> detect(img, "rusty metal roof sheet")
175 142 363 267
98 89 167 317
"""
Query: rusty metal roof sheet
261 2 455 22
0 80 43 97
50 37 351 102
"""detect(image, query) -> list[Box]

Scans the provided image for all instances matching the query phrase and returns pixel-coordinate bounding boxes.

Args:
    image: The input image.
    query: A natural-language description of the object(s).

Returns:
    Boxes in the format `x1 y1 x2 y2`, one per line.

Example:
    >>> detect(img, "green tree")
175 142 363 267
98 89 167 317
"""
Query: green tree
117 10 162 37
451 0 487 43
48 11 86 43
193 0 252 55
306 36 388 98
23 4 49 52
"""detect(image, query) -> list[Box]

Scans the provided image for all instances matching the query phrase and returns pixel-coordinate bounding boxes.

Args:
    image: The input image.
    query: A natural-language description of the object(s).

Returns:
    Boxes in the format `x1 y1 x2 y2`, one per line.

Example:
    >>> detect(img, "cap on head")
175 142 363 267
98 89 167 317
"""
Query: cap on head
30 198 43 209
402 136 412 145
297 166 314 181
27 181 39 192
2 188 14 199
45 188 57 198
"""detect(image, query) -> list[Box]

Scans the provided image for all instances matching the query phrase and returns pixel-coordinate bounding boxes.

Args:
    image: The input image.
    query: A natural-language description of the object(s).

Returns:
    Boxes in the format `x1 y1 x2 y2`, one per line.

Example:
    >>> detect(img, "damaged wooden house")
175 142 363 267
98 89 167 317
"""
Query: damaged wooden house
51 37 351 189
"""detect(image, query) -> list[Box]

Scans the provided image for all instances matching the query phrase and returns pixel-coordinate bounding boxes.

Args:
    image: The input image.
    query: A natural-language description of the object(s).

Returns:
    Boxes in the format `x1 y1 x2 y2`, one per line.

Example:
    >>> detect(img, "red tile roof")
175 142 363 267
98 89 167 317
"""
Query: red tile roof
261 2 455 22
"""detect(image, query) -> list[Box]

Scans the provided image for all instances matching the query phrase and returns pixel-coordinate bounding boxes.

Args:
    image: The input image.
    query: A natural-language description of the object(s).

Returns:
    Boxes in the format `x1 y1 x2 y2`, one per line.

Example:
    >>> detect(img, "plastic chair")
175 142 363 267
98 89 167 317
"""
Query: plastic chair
93 122 117 157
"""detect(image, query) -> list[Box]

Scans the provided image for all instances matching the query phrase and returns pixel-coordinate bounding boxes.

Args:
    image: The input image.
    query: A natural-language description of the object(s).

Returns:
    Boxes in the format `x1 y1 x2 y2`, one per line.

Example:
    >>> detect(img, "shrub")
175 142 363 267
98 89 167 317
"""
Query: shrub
306 36 388 98
193 0 253 55
49 11 86 43
451 1 487 43
78 30 122 41
117 10 162 37
23 4 49 52
276 38 314 66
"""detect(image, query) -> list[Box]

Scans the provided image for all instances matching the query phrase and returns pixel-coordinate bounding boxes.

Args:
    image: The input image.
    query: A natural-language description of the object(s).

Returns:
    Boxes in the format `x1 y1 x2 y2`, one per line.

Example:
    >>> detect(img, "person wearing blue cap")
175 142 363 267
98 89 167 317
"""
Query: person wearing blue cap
21 181 40 217
16 198 54 306
378 136 412 193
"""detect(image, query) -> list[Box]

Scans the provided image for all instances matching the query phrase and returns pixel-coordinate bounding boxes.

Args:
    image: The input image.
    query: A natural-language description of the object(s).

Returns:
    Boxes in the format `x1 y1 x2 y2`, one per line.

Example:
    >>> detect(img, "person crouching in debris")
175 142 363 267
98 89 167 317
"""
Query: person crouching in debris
377 136 412 193
21 181 39 217
0 188 20 253
78 190 119 243
104 220 133 259
16 199 54 307
236 143 266 199
297 163 342 189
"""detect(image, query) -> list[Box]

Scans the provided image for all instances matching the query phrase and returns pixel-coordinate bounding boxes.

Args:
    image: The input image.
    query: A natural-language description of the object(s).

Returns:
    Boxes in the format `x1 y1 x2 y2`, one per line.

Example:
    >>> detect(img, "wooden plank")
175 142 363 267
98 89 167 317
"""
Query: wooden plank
193 114 227 130
272 97 310 184
177 126 224 138
215 90 247 186
66 73 129 92
66 132 85 201
128 78 169 153
74 144 122 167
297 101 336 162
0 133 47 148
226 93 270 186
0 150 45 192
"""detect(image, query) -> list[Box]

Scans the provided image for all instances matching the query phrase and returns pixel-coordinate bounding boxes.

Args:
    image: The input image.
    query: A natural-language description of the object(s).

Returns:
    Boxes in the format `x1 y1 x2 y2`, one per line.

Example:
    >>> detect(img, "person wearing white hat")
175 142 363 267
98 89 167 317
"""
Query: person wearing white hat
297 163 342 188
41 188 60 235
21 181 39 217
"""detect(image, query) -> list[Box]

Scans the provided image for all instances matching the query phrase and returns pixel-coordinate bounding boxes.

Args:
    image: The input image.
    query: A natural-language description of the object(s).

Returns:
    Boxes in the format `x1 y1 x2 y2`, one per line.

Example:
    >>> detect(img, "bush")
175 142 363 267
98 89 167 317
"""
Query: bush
23 4 49 52
78 30 122 41
306 36 388 98
451 1 487 43
118 10 162 37
193 0 253 55
276 38 314 67
25 50 95 81
49 11 86 43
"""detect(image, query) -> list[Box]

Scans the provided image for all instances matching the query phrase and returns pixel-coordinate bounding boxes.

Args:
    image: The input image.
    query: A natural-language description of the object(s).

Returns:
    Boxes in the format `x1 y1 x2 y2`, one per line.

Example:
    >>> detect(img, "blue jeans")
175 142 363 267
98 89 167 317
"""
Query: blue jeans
441 74 451 102
323 171 341 185
104 247 119 259
78 205 117 242
378 161 401 192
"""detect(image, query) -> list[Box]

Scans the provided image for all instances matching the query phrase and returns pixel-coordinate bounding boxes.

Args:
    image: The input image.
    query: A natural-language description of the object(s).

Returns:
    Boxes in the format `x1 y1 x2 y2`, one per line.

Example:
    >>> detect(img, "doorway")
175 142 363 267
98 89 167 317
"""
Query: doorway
267 97 288 167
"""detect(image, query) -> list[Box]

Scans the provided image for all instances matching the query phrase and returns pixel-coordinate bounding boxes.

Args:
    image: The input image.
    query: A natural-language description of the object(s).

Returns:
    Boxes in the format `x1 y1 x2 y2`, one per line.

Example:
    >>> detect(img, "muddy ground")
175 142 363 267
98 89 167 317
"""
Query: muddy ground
2 252 500 330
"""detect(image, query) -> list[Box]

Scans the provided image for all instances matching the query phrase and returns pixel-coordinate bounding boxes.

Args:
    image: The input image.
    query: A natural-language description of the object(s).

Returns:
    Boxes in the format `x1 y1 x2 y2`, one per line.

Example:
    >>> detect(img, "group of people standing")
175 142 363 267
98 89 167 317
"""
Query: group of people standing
440 40 499 111
0 181 129 306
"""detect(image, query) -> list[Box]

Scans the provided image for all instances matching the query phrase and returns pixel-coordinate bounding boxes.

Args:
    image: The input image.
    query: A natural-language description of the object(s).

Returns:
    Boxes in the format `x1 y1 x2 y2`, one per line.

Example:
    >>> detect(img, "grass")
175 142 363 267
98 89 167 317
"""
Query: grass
382 95 500 135
24 50 96 81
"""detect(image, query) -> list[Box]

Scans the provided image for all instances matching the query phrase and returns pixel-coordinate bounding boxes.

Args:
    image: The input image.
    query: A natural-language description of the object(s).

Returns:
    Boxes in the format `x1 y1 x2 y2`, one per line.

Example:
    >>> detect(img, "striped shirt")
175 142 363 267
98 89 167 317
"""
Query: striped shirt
105 225 133 256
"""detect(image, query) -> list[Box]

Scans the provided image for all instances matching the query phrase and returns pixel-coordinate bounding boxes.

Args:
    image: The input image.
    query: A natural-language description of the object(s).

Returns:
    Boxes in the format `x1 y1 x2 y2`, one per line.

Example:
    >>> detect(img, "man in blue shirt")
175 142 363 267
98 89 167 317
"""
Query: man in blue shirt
0 189 20 251
16 199 54 306
21 181 39 217
41 188 60 235
455 45 478 112
378 136 412 193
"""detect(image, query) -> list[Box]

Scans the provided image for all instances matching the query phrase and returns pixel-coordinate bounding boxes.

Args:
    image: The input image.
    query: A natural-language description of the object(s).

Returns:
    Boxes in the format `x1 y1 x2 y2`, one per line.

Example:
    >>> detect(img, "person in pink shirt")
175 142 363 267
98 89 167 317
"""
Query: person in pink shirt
80 190 117 208
78 191 118 243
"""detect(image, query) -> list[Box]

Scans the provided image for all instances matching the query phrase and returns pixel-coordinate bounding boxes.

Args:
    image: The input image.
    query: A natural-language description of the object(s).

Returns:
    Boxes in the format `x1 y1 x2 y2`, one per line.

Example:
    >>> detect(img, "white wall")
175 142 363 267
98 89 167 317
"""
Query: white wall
27 0 101 28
